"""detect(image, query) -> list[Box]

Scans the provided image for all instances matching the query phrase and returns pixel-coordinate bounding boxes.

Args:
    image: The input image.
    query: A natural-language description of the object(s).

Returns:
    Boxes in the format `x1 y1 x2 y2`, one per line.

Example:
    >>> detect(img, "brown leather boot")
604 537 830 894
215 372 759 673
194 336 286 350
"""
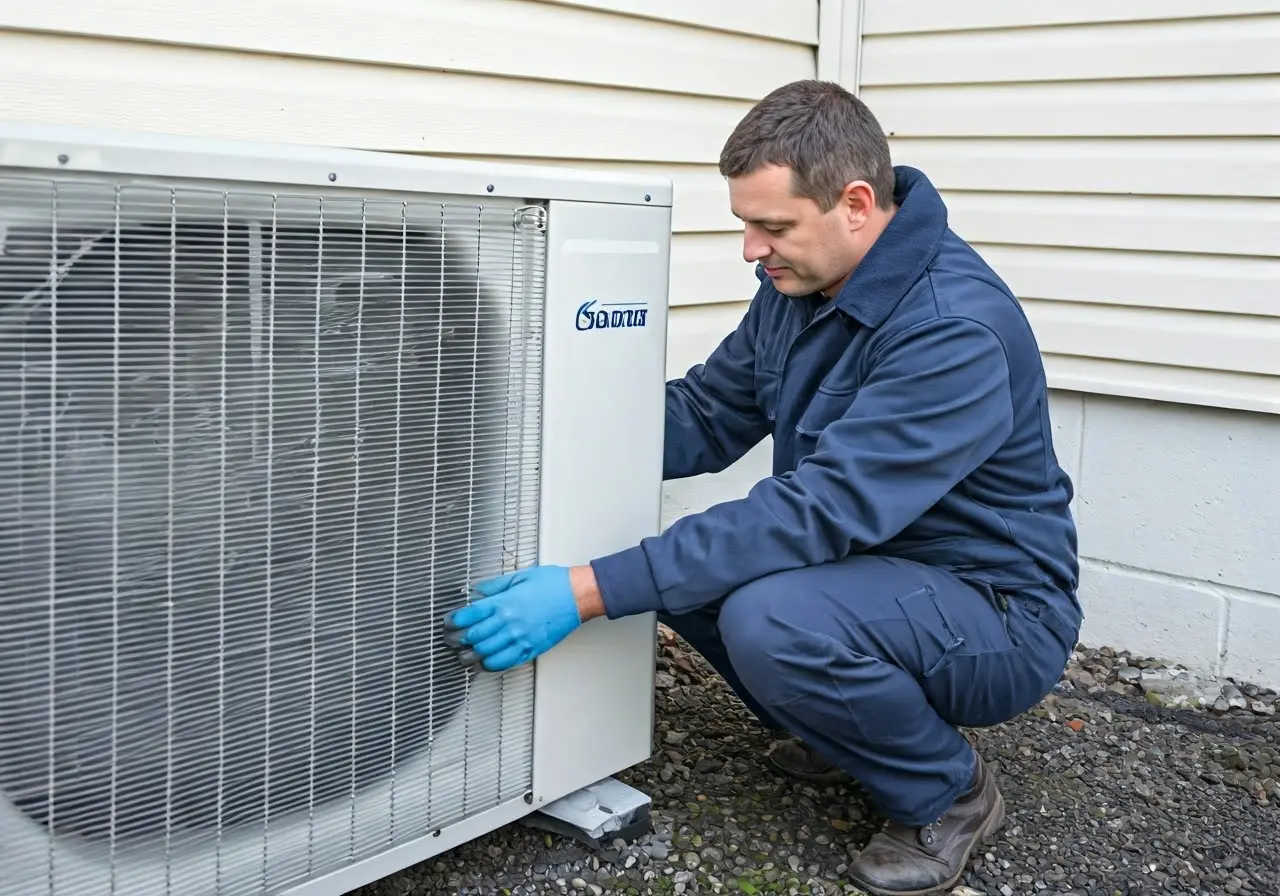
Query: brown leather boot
766 737 852 785
847 753 1005 896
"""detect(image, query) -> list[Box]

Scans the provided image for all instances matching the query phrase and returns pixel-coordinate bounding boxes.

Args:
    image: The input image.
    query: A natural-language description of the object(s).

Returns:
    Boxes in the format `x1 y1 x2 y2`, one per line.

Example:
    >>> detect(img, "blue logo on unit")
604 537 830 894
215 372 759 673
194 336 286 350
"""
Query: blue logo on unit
575 299 648 331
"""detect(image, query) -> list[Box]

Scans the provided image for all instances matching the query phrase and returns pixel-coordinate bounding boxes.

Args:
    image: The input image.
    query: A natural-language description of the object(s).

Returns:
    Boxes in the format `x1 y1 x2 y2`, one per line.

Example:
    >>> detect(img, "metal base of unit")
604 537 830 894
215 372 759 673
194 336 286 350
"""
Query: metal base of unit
522 777 652 848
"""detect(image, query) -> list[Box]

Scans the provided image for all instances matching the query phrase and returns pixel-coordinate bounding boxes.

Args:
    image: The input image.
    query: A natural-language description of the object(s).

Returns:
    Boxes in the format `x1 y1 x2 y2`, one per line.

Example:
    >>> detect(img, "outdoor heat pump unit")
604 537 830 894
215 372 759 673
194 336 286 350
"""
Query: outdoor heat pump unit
0 122 668 896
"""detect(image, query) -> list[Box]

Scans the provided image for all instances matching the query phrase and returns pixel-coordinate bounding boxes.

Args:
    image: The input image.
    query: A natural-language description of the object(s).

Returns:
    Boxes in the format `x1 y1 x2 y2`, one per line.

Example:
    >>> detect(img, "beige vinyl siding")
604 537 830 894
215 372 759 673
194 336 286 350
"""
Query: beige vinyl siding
0 0 816 366
860 2 1280 415
860 1 1280 35
13 2 1274 417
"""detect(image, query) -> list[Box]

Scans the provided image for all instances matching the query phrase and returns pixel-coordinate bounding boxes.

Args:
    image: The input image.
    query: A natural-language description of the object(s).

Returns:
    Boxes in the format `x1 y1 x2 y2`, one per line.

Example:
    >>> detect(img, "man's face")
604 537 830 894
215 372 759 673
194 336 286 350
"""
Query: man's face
728 164 875 298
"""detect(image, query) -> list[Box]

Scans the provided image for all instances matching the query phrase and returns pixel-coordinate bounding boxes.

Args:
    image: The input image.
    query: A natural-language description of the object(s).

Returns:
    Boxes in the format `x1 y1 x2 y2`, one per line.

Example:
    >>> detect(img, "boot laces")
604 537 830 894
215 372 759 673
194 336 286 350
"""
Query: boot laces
919 813 947 849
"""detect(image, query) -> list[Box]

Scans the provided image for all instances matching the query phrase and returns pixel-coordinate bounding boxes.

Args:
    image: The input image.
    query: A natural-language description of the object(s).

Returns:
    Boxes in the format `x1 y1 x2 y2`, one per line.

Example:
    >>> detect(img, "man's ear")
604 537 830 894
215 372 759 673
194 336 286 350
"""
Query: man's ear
839 180 877 230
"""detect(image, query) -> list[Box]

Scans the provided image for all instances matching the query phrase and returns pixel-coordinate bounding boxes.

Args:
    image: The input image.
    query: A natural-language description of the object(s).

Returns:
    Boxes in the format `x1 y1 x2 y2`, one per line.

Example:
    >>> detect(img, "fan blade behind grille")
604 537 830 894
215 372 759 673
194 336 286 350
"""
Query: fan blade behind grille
0 181 543 883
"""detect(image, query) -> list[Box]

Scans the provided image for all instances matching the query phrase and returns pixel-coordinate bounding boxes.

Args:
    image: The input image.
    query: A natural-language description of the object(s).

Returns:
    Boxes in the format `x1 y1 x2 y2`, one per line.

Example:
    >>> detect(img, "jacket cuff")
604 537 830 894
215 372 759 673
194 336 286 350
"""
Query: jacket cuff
590 544 663 619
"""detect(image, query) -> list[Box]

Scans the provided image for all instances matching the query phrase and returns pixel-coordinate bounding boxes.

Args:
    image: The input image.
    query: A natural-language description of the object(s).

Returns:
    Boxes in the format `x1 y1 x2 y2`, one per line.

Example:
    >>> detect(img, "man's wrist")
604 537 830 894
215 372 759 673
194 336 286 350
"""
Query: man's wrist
569 564 606 622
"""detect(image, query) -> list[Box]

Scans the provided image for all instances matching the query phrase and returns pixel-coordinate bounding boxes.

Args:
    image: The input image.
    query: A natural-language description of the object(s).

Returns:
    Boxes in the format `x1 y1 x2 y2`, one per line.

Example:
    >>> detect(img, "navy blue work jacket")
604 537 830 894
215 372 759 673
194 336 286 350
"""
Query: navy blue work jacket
592 166 1080 620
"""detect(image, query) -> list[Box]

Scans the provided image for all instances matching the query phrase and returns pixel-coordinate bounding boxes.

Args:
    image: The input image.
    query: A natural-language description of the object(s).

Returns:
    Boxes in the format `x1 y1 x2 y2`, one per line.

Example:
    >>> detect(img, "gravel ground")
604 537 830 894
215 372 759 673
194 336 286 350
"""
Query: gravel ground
351 627 1280 896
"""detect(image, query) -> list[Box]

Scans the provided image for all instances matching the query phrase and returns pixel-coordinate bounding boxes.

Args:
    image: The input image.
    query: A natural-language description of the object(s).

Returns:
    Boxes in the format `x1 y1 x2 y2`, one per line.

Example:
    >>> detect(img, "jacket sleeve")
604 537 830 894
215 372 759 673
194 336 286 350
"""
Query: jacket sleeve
662 284 772 481
591 314 1015 618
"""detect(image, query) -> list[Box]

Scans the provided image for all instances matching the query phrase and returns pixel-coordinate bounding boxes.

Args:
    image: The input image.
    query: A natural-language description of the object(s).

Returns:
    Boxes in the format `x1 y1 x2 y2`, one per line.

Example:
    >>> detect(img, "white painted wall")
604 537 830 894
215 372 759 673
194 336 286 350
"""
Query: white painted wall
1053 394 1280 686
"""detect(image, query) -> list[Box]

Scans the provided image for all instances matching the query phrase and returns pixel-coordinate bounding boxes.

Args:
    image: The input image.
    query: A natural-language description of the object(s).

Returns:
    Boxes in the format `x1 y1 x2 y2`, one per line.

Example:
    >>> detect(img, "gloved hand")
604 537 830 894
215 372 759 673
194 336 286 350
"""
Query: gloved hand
441 565 582 672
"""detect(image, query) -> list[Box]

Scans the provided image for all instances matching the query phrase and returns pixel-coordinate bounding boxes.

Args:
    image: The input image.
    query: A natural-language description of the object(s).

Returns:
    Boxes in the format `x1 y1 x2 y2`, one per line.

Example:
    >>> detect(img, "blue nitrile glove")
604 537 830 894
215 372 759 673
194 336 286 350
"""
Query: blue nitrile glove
440 565 582 672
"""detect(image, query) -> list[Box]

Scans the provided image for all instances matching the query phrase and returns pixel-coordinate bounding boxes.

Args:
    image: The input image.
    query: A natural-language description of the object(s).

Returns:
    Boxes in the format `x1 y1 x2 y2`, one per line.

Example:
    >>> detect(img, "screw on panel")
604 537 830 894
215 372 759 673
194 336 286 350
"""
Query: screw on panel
57 154 69 165
644 194 651 202
328 172 338 182
486 184 495 193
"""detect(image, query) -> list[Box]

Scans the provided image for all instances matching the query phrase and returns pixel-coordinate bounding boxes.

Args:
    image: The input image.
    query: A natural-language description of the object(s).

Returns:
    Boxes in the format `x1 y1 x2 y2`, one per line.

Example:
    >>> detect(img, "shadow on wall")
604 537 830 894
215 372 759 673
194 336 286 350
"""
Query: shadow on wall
660 439 773 532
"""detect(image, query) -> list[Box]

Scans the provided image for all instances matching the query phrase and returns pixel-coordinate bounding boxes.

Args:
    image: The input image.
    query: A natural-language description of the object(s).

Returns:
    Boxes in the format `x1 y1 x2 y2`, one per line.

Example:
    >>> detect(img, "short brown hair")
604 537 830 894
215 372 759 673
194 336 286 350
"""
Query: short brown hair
718 80 895 212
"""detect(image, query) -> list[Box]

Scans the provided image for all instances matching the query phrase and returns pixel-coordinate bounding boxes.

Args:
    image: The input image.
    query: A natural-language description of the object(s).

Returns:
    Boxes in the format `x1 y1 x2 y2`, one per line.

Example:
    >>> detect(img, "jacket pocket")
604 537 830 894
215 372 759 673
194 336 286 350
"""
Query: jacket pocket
794 386 858 439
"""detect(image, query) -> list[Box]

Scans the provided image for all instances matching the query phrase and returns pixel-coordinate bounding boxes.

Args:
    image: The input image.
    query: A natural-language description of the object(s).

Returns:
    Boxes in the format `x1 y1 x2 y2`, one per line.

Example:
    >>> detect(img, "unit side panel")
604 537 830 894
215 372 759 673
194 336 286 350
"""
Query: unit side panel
531 199 669 805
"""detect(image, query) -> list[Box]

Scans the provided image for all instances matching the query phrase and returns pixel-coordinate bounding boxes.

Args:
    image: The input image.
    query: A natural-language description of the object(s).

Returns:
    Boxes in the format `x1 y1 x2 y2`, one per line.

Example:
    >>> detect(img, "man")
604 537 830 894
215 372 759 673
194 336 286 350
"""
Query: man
443 79 1082 896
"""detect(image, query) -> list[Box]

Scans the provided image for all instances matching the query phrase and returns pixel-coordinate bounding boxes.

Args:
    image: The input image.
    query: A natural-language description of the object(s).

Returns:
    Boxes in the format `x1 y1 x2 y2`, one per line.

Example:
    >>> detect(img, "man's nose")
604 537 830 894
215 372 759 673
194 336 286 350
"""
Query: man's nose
742 231 770 264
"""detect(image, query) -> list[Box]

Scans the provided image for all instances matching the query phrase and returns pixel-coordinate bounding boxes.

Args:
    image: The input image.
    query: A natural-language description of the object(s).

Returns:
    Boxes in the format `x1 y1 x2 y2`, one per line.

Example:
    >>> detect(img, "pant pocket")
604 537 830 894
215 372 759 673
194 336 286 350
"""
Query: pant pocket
895 585 965 679
1016 595 1081 654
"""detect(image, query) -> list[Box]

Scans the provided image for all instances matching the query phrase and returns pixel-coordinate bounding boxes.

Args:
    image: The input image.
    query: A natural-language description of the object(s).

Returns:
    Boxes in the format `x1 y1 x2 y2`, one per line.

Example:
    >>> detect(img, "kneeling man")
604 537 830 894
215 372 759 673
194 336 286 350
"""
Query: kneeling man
444 79 1082 896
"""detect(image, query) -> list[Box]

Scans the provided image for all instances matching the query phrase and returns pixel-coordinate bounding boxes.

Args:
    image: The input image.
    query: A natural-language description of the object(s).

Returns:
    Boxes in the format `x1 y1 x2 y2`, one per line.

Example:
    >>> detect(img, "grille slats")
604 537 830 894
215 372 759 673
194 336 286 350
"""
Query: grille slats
0 176 543 895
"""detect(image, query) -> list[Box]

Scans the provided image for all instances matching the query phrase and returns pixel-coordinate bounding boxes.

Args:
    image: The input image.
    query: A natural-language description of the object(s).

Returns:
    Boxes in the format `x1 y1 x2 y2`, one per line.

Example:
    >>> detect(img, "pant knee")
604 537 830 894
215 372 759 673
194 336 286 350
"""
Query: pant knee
717 578 824 707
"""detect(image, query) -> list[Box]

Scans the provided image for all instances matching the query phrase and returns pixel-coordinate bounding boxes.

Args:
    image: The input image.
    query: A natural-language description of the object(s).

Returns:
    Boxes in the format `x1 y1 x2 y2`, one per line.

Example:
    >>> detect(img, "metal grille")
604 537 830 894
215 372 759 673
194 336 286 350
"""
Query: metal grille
0 175 545 895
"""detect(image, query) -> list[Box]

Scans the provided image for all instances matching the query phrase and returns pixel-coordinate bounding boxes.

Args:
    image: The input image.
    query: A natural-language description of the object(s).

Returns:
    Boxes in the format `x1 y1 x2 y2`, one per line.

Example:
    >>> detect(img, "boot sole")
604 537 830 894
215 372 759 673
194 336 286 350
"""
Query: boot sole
768 761 851 785
849 790 1007 896
766 751 852 786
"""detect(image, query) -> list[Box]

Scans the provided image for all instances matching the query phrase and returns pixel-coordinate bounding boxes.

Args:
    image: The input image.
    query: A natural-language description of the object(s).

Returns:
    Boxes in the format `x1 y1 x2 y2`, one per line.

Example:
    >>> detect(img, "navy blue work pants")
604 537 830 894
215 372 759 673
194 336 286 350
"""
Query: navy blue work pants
657 554 1081 827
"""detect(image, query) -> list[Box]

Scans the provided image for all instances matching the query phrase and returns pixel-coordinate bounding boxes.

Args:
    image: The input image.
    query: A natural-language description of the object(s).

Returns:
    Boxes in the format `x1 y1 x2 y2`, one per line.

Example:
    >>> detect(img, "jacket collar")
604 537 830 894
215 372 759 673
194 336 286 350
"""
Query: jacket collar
754 165 949 328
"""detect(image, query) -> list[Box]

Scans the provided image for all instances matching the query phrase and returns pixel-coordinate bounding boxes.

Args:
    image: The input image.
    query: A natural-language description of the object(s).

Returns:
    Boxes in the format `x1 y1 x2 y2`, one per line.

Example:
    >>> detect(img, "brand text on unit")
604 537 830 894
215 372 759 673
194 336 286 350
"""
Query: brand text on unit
575 299 648 331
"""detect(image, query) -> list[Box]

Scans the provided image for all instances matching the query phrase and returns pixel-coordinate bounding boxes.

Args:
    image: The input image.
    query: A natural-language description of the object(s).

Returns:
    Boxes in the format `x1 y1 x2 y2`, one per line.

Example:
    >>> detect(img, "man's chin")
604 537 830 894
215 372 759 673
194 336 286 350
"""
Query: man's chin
767 272 813 297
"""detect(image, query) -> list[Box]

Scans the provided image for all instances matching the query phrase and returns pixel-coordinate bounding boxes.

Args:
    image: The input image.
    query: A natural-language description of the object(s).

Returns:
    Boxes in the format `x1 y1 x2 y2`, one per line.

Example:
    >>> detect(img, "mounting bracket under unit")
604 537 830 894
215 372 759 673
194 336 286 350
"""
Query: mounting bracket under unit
522 777 652 848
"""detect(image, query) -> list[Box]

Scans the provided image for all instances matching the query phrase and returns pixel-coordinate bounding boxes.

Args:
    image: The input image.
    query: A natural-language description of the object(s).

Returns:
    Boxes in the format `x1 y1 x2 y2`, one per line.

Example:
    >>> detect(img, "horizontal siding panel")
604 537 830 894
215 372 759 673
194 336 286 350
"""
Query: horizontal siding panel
863 0 1280 35
862 15 1280 85
891 138 1280 198
0 0 812 102
546 0 819 45
863 77 1280 137
0 32 750 162
669 234 757 307
1024 301 1280 377
449 156 738 233
944 191 1280 258
1043 356 1280 416
974 244 1280 318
